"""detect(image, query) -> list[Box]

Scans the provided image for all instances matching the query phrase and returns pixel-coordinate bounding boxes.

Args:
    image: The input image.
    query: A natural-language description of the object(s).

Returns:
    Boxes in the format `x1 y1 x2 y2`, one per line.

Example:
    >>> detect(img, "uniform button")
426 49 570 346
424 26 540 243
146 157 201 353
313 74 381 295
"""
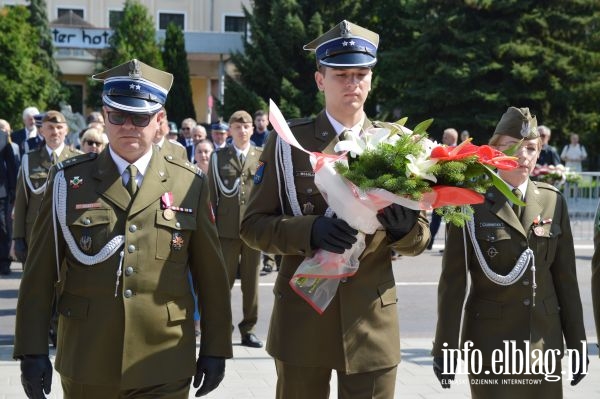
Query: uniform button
175 222 181 228
129 225 137 233
83 218 91 225
522 279 530 286
307 188 313 194
341 277 348 283
66 309 71 316
128 244 136 253
167 155 173 160
124 289 133 298
125 266 134 276
523 299 531 306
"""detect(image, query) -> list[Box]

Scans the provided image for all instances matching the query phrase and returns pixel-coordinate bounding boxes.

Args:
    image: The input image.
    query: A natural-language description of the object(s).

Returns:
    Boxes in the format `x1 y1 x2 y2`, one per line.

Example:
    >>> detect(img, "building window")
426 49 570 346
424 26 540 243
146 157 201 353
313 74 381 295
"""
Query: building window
224 15 247 33
159 13 184 30
57 8 84 19
109 10 123 28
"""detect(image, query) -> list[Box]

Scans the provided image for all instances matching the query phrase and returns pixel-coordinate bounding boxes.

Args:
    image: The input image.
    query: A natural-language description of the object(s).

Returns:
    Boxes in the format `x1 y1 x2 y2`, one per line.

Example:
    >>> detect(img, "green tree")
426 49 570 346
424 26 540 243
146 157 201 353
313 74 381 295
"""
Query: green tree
162 22 196 126
87 0 163 109
222 0 363 119
0 6 61 127
368 0 600 165
28 0 65 108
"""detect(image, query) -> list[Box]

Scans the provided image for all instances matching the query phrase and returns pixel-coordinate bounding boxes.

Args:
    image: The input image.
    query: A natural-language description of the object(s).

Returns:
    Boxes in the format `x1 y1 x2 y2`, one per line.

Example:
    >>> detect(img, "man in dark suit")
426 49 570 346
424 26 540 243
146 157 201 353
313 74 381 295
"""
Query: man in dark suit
240 21 430 398
178 118 197 161
14 59 233 399
208 110 263 348
11 106 39 156
0 126 17 275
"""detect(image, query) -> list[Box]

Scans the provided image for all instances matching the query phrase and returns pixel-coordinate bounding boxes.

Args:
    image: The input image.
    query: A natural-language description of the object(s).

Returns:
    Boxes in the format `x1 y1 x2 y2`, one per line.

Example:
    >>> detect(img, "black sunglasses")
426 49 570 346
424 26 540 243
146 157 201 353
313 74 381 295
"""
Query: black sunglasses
84 139 103 146
107 111 156 127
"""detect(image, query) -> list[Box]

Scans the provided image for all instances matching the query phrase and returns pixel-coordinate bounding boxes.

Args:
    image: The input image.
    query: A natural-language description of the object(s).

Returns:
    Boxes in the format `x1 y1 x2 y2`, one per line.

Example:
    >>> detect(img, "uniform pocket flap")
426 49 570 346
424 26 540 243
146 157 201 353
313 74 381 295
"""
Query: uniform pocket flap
543 295 561 315
377 279 397 307
67 209 111 227
58 292 89 319
466 298 502 319
155 210 197 231
166 300 188 322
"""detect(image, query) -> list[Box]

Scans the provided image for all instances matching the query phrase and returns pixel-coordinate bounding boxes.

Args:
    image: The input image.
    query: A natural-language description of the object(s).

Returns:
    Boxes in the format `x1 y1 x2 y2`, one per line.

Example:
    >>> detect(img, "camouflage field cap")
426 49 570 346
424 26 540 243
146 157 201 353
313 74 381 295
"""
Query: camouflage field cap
228 110 253 125
92 59 173 114
493 106 539 139
304 20 379 68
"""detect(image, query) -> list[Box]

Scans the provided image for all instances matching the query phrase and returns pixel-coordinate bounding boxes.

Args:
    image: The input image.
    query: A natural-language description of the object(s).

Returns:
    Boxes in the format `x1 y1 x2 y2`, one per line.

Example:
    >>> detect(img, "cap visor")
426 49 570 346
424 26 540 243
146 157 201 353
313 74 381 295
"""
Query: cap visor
103 95 161 114
320 53 377 68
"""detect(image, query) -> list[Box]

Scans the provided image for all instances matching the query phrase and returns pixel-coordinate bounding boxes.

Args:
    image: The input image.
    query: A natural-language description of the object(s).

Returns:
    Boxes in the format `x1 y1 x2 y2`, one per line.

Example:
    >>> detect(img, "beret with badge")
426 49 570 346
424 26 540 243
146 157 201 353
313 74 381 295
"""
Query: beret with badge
304 20 379 68
228 110 252 125
92 59 173 114
493 106 539 140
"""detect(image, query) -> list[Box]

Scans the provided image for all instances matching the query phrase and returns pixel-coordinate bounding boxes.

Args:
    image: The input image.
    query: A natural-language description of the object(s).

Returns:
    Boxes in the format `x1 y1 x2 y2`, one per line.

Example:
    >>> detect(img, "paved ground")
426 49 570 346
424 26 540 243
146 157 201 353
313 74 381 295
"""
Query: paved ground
1 238 599 398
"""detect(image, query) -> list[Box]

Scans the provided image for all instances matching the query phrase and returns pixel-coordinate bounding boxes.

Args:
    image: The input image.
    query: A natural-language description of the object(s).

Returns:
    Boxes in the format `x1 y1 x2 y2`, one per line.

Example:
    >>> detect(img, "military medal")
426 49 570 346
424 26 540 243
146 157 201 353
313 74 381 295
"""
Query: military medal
69 176 84 188
171 232 184 250
302 202 315 214
163 208 175 220
534 226 545 236
80 235 92 252
161 192 174 209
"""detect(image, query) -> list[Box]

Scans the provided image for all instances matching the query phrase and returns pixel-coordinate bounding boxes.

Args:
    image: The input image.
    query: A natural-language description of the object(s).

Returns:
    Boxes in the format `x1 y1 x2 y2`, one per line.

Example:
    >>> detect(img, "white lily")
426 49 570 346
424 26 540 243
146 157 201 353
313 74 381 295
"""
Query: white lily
406 153 438 182
334 127 399 157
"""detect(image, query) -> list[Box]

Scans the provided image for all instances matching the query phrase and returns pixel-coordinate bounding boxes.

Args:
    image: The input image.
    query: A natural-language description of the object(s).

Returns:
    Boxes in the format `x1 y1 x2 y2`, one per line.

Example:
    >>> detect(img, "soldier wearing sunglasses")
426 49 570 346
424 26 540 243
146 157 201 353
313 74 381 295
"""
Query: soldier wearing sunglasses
14 59 233 399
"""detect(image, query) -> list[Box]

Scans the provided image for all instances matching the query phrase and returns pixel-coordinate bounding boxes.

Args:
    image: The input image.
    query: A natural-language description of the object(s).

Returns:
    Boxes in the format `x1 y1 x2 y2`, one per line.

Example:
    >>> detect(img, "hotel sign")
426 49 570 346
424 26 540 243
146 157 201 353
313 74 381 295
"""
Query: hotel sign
52 27 113 49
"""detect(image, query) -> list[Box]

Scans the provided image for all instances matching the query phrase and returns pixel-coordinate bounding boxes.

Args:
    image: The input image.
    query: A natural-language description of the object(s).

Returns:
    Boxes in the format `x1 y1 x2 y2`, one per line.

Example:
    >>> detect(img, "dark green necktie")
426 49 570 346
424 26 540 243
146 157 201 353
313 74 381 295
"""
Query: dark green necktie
126 165 138 197
239 152 245 165
51 151 58 165
512 188 523 219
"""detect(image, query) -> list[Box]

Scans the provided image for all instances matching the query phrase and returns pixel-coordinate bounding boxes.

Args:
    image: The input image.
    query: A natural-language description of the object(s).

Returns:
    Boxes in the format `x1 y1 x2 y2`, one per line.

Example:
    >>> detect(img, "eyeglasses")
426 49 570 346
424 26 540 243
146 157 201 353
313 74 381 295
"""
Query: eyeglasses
106 111 156 127
84 140 103 147
181 127 191 130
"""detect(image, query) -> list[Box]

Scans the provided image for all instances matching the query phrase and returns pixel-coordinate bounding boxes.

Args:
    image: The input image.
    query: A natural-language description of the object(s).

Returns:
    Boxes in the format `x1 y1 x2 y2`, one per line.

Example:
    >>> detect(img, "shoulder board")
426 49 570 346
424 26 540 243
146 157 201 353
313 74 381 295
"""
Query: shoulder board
251 145 263 153
168 139 185 148
56 152 97 170
287 117 313 128
164 154 204 177
533 180 560 193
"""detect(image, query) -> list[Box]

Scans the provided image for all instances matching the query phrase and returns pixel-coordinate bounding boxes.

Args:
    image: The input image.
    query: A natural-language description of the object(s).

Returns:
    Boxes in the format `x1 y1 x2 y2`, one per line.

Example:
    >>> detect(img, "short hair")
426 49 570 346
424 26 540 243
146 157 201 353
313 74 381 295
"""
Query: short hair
196 138 214 150
537 125 551 137
254 110 267 119
81 127 104 144
22 106 40 119
181 117 197 127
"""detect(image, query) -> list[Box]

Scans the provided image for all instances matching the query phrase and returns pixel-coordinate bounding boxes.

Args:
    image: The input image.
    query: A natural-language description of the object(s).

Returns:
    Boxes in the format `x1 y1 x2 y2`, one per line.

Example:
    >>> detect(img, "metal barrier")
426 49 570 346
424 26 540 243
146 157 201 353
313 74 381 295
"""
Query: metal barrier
563 172 600 241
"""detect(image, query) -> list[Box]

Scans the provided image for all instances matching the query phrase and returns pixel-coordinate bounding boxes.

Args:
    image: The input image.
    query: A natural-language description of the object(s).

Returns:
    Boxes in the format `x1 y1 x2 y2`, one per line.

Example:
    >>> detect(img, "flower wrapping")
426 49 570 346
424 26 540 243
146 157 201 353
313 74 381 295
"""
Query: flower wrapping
268 99 520 314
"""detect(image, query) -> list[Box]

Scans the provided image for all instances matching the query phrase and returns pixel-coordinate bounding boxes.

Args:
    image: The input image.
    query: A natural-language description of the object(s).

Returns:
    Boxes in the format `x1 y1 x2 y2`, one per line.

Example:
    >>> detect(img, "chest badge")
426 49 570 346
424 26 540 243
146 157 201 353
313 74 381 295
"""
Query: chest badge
69 176 84 189
79 235 92 252
302 202 315 215
171 232 184 250
163 208 175 221
486 247 498 258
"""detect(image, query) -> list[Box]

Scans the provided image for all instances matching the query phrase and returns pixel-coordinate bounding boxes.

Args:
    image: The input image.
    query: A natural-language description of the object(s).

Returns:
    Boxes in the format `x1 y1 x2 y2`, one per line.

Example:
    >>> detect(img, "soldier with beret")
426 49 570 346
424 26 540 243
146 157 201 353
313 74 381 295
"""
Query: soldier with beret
14 59 232 399
12 111 82 263
432 107 588 398
240 21 430 398
208 110 264 348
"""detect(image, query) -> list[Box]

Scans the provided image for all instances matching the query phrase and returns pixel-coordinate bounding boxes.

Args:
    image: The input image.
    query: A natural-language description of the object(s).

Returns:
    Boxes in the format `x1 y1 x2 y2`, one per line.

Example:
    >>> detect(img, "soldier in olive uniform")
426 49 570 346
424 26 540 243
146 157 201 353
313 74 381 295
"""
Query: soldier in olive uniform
432 107 588 398
12 111 82 263
208 110 264 348
592 193 600 355
14 59 232 399
240 21 430 398
154 107 187 160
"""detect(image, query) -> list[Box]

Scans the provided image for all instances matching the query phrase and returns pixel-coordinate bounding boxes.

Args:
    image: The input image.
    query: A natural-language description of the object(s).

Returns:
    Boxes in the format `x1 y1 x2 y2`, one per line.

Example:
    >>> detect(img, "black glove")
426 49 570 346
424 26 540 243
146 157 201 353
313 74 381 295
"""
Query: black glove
376 204 418 241
570 352 589 386
20 355 52 399
310 217 358 254
432 356 455 389
193 356 226 397
14 238 28 263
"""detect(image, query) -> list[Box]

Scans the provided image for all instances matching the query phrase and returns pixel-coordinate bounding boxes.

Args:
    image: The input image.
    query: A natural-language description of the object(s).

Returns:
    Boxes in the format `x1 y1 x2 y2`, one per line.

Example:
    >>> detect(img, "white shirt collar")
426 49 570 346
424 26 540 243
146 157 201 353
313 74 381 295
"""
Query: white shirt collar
508 181 529 201
325 110 365 138
233 144 250 158
46 143 64 158
155 137 165 149
109 146 153 179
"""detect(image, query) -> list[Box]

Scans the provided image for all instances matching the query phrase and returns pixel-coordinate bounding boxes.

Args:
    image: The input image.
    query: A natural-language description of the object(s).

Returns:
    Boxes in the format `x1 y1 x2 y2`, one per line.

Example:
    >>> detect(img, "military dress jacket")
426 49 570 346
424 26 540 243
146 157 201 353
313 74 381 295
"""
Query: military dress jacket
432 181 586 364
591 202 600 350
160 138 188 161
12 145 81 243
240 111 430 373
208 144 262 239
14 148 233 388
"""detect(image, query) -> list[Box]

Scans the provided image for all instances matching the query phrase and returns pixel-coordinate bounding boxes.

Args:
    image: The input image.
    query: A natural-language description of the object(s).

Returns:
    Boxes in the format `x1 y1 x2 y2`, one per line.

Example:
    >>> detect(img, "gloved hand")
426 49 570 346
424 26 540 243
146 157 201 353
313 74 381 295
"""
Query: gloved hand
193 356 226 397
376 204 418 241
432 356 455 389
570 352 589 386
20 355 52 399
14 238 28 264
310 217 358 254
